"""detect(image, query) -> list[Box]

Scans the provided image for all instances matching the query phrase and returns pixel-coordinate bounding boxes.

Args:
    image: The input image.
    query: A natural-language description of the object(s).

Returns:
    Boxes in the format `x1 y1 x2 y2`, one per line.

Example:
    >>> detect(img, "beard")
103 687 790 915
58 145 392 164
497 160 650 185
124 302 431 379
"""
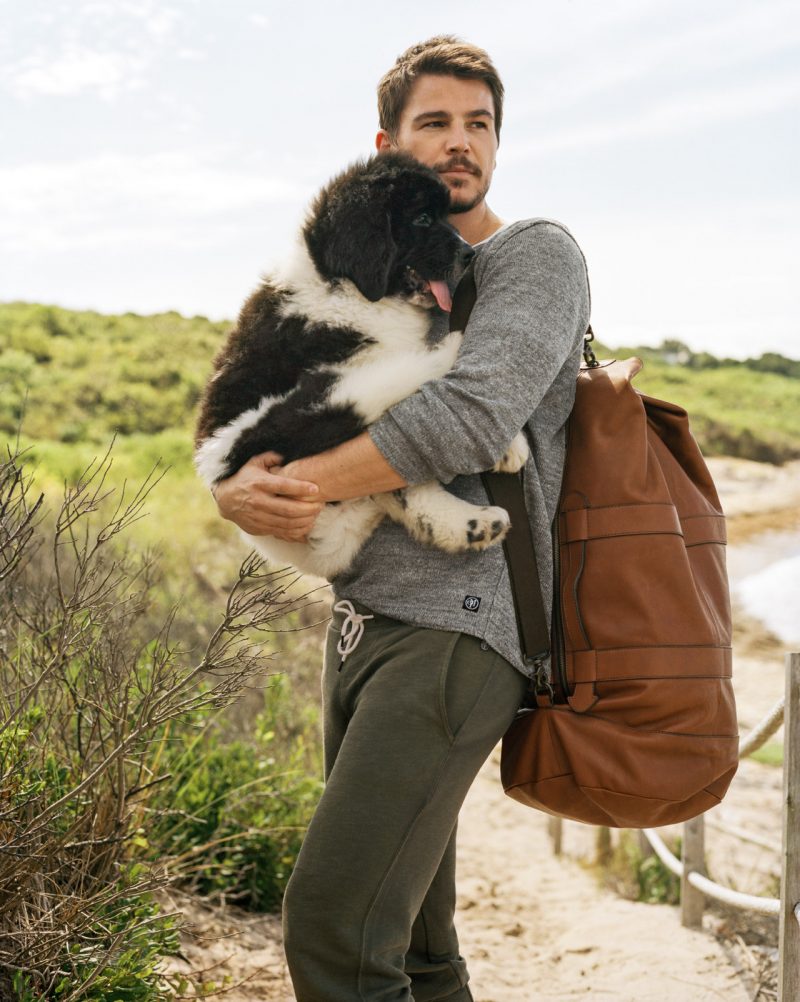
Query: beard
447 179 490 214
435 158 490 214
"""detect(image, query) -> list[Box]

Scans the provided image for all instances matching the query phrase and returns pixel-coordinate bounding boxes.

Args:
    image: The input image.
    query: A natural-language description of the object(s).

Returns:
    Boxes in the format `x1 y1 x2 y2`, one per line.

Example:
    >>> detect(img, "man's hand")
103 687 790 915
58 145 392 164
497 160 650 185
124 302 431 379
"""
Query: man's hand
212 451 324 542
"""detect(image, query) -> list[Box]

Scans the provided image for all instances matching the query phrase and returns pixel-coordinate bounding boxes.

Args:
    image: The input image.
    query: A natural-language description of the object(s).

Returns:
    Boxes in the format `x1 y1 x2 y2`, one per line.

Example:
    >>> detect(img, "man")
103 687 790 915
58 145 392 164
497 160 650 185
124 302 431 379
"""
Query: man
212 36 590 1002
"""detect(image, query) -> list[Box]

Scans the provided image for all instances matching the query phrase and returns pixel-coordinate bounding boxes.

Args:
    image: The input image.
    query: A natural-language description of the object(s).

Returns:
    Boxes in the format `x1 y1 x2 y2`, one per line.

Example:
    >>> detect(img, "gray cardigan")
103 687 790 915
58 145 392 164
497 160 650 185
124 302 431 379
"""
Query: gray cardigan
330 218 591 679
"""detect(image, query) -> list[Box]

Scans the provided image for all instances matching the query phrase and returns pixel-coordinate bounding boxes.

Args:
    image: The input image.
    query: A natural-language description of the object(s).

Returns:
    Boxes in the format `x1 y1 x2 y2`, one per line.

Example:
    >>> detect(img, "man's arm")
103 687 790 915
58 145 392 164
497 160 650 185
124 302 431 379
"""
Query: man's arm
280 221 588 502
277 432 406 501
365 220 590 486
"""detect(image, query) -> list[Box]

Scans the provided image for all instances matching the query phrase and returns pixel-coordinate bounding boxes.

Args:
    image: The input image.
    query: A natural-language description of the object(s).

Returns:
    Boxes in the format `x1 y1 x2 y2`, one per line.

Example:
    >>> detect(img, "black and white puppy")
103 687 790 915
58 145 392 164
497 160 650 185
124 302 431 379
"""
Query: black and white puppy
194 151 528 579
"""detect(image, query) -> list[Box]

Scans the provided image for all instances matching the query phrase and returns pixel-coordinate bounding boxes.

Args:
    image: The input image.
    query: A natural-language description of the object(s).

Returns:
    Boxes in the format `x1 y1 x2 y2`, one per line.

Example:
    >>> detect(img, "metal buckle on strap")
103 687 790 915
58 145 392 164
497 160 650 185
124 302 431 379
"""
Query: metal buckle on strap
583 325 600 368
526 654 554 707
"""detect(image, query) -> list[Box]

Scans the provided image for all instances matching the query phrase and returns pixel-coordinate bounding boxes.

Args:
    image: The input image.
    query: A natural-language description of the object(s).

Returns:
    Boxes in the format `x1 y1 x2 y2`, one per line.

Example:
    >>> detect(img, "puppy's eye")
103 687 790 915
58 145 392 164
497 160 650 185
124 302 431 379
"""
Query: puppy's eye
412 213 433 227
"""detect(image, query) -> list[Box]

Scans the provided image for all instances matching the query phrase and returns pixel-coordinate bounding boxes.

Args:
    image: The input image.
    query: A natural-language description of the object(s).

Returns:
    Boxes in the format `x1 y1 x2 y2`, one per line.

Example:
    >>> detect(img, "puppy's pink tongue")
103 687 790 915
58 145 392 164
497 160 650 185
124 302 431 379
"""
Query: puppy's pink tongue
428 280 452 313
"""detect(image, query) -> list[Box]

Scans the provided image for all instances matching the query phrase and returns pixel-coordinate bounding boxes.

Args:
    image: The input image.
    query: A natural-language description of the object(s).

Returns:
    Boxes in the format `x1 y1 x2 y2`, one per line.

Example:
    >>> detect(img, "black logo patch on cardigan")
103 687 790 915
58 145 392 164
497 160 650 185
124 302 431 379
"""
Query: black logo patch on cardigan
463 595 481 612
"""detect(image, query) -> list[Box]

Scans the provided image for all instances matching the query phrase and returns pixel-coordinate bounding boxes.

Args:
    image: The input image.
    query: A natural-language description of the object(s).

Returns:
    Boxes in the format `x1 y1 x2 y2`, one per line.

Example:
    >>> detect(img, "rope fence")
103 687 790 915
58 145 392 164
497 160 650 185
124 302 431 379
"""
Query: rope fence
546 651 800 1002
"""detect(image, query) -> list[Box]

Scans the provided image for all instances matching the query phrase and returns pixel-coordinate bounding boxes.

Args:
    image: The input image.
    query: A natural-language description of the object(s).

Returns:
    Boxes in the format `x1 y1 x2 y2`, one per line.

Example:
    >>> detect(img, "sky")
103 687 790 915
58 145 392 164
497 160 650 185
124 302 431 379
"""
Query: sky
2 0 799 359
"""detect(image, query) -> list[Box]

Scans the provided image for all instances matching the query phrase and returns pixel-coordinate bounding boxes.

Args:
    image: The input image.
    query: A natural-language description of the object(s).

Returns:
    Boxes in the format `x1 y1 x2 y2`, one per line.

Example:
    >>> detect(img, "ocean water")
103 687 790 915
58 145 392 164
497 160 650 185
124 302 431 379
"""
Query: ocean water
728 530 800 650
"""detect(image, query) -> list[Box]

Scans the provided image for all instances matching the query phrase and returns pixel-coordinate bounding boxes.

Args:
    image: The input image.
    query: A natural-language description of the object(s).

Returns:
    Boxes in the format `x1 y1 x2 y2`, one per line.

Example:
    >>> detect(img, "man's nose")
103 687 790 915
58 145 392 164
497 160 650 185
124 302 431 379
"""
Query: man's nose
446 127 470 152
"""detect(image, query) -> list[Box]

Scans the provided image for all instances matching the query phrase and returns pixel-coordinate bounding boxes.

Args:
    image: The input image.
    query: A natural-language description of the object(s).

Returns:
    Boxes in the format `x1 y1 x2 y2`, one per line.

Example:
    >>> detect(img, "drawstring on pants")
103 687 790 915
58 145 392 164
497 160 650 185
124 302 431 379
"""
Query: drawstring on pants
333 599 374 665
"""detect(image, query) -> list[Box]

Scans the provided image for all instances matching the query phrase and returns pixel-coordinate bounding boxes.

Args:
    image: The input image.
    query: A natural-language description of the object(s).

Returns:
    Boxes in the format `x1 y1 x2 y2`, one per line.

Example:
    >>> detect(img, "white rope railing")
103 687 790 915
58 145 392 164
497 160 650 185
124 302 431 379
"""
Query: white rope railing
738 693 785 758
638 686 792 917
641 826 682 878
641 828 781 915
687 870 780 916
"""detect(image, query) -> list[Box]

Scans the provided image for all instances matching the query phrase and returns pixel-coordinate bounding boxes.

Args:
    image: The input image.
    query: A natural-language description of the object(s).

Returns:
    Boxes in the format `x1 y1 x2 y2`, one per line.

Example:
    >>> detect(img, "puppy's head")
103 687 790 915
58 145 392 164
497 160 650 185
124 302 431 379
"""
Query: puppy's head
303 151 474 309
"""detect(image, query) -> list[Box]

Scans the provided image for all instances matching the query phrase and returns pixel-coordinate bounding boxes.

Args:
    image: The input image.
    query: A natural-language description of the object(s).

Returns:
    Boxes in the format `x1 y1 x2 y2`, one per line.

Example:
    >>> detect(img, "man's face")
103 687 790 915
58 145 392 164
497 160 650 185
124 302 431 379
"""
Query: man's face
378 74 499 215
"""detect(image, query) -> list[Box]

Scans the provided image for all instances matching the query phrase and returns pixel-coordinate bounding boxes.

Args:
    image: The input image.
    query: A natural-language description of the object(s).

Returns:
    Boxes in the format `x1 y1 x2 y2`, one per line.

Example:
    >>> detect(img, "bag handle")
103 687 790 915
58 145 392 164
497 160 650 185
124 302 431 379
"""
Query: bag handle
448 265 551 684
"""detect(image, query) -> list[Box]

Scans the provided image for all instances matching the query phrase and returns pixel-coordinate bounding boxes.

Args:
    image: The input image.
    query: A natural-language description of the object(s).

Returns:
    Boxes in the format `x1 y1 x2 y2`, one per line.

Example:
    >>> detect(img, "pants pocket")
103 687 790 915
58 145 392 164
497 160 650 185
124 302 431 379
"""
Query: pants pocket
437 633 495 744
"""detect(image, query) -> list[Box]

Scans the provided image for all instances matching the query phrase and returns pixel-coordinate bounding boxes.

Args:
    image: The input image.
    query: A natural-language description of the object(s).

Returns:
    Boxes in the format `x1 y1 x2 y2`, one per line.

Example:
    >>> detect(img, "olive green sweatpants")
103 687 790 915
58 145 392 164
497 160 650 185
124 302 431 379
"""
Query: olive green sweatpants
281 600 528 1001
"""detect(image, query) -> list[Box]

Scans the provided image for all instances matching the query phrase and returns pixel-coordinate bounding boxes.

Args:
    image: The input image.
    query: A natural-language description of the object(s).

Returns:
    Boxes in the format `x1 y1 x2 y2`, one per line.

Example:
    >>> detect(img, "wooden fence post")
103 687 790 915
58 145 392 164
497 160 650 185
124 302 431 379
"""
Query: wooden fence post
548 816 562 856
681 815 706 928
596 825 612 866
778 652 800 1002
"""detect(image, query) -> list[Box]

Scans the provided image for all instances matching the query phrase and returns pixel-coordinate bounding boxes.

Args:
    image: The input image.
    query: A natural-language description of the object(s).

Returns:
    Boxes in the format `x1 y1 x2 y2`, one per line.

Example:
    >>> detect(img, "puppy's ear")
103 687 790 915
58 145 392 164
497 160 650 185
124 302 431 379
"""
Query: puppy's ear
318 206 397 302
305 162 400 301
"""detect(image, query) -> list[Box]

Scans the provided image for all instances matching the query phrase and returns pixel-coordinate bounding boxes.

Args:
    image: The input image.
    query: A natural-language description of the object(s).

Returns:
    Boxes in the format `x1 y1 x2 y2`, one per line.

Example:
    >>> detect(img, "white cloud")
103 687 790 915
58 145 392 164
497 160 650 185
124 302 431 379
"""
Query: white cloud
70 0 182 36
0 152 308 251
506 1 800 123
143 7 181 41
578 201 800 358
1 0 183 101
503 73 800 162
5 44 147 100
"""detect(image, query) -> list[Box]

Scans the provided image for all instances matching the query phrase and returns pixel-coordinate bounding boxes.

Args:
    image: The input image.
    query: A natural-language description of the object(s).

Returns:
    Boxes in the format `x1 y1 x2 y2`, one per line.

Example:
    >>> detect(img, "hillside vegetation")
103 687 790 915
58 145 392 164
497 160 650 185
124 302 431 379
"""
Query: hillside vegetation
2 302 799 488
597 337 800 464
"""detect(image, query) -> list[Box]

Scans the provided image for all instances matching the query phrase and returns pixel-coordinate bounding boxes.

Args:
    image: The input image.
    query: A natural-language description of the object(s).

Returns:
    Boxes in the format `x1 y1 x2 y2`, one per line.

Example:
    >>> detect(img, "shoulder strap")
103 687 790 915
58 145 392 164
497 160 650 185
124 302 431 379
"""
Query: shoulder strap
481 471 550 665
449 266 551 668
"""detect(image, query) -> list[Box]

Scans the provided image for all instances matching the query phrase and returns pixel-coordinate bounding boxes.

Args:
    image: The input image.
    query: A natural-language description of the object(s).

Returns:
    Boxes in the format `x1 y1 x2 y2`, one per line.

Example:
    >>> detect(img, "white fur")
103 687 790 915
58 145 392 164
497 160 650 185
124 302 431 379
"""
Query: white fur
326 330 462 423
242 497 385 579
273 242 467 425
492 431 530 473
375 483 511 552
274 239 433 352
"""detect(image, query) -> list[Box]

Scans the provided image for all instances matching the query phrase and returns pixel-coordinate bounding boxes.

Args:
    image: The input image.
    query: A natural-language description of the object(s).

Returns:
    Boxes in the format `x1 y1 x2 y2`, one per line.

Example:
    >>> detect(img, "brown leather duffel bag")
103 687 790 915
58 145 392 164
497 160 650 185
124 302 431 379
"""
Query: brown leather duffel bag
484 349 739 827
450 267 740 829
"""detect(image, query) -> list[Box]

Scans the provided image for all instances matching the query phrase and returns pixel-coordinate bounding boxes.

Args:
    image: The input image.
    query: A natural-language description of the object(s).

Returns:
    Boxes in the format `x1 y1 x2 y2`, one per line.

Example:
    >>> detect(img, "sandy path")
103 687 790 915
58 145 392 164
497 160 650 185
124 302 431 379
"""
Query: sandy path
163 456 799 999
441 752 750 1002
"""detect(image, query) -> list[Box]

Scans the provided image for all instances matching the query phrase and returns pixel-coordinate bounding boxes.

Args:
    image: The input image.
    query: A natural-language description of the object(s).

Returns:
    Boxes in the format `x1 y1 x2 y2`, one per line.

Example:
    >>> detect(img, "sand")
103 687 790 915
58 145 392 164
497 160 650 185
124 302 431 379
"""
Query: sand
161 456 800 1000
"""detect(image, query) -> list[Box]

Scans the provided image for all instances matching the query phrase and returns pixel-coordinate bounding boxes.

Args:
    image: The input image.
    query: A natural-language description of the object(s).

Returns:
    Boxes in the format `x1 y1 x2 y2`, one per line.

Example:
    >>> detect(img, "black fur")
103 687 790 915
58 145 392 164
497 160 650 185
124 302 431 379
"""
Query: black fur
303 151 469 301
195 300 372 448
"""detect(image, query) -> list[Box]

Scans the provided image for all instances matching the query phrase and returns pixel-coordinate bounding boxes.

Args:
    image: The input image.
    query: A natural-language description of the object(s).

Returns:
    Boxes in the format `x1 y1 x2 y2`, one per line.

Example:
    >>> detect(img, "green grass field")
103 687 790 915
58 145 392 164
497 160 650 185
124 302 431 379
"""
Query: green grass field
5 300 799 464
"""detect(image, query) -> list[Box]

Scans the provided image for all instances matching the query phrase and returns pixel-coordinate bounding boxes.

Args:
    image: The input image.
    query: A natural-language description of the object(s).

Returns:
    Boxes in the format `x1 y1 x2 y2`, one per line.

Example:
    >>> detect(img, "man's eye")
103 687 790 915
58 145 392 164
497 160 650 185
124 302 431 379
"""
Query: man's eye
412 213 433 227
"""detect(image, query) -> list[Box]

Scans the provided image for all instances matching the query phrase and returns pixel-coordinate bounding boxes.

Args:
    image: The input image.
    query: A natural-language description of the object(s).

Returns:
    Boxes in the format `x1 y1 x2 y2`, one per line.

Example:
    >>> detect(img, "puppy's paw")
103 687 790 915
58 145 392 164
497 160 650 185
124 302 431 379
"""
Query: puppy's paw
464 506 511 550
492 432 530 474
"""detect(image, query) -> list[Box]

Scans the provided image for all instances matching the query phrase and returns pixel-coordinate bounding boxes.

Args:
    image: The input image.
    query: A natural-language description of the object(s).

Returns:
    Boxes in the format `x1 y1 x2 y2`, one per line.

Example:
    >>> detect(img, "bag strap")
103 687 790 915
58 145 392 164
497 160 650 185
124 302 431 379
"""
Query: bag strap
481 470 550 667
448 265 551 676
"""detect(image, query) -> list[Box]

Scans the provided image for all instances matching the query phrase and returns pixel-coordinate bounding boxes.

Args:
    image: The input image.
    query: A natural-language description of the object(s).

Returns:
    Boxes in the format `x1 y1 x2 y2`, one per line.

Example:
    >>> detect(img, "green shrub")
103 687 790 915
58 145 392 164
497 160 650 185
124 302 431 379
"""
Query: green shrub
598 829 682 905
10 872 180 1002
749 741 784 767
144 677 322 912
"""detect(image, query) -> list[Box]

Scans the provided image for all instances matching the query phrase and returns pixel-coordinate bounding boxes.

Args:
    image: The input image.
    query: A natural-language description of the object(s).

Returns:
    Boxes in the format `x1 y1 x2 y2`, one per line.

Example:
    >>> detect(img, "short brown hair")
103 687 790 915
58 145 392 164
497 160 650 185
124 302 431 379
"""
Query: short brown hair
377 35 504 143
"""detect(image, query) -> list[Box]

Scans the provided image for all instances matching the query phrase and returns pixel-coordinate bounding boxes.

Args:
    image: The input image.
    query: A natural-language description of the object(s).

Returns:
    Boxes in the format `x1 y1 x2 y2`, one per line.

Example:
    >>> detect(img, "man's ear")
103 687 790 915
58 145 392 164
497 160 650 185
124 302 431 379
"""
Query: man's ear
375 129 393 152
